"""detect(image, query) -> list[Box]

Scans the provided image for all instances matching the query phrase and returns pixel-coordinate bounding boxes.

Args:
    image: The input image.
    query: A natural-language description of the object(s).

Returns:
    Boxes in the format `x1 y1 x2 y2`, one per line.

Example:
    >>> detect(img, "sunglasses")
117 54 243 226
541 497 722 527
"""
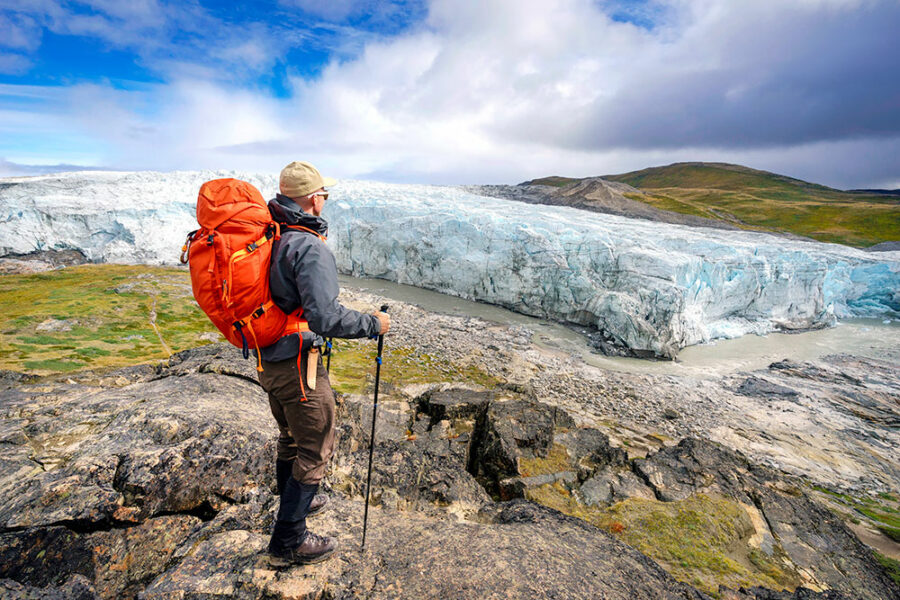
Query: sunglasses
309 189 329 201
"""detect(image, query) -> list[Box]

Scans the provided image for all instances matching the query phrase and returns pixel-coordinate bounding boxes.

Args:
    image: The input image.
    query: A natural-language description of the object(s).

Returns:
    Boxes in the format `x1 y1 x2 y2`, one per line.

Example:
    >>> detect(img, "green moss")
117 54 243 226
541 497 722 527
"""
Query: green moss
856 507 900 529
18 334 65 345
876 525 900 543
72 346 112 358
812 485 855 503
810 486 900 542
874 552 900 586
23 358 85 372
518 443 571 477
327 338 499 396
855 506 900 542
525 482 800 596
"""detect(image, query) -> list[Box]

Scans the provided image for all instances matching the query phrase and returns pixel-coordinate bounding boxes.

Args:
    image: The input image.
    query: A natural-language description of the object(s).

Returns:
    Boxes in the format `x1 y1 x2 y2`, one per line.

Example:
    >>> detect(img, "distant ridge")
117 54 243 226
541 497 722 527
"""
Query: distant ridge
519 175 581 187
849 188 900 196
518 162 899 248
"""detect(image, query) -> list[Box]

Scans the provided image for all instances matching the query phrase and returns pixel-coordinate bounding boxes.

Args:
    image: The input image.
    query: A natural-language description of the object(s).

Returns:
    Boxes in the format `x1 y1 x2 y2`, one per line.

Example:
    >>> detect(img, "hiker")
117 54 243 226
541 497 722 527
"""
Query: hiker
258 161 391 566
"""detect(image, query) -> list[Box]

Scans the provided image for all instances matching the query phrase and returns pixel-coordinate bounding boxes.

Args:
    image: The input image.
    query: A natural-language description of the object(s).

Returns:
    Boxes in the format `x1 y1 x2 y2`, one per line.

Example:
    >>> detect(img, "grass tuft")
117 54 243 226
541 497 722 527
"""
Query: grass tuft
811 485 900 542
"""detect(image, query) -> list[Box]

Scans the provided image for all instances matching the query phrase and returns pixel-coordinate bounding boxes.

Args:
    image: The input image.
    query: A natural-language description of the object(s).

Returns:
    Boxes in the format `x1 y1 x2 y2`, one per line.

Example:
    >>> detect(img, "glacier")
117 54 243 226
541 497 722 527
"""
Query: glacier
1 170 898 358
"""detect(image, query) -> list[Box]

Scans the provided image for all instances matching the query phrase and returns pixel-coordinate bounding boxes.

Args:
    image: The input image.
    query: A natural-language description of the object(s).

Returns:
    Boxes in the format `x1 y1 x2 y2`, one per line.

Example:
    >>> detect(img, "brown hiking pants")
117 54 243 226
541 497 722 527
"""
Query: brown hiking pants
258 351 335 485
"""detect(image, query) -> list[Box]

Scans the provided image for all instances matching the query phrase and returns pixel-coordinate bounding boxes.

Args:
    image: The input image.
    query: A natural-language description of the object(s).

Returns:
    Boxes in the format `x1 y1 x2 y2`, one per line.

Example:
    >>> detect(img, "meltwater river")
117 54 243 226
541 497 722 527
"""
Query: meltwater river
342 275 900 378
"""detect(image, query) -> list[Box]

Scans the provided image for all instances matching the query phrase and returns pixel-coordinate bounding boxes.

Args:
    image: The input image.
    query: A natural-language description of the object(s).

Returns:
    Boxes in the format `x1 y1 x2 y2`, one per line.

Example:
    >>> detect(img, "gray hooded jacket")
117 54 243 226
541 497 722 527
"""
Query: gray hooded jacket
259 194 380 362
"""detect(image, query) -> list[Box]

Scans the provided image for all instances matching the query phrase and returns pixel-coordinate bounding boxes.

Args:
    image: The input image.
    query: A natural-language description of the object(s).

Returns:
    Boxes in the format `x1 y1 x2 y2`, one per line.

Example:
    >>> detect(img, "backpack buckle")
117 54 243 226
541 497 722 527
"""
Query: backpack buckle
207 233 215 245
251 306 266 319
246 242 258 252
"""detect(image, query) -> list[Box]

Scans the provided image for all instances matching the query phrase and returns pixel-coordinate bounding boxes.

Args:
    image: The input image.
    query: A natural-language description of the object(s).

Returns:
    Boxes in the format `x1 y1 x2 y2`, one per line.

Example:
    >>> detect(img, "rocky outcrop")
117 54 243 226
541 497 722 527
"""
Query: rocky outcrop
634 438 899 599
0 344 896 599
866 241 900 253
0 344 274 598
332 391 492 512
0 249 88 274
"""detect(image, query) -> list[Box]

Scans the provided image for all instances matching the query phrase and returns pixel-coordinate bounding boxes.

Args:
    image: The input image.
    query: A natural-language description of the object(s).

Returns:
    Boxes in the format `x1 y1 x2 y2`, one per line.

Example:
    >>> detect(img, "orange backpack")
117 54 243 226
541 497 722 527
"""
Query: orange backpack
180 178 312 371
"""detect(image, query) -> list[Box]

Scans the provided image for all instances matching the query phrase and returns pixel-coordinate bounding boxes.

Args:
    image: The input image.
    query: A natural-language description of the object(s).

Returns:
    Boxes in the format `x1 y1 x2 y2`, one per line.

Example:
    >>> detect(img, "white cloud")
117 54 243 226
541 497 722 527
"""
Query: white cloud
0 0 281 79
2 0 898 188
0 52 31 74
281 0 365 21
0 12 42 50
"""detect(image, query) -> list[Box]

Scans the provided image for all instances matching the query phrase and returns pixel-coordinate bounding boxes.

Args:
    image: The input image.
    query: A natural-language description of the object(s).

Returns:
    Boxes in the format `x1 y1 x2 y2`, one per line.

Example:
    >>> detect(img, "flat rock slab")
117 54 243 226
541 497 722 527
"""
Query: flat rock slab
356 508 708 600
141 497 710 600
0 371 272 529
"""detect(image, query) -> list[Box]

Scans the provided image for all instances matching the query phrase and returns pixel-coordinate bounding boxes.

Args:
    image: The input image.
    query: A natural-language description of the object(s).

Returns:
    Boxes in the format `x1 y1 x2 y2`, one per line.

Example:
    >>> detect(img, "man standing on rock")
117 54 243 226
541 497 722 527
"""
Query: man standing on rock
257 161 391 566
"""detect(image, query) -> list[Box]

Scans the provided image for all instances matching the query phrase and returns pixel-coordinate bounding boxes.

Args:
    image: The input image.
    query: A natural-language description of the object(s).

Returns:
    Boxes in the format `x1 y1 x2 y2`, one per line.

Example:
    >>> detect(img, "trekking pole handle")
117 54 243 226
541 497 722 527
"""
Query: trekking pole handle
377 305 388 353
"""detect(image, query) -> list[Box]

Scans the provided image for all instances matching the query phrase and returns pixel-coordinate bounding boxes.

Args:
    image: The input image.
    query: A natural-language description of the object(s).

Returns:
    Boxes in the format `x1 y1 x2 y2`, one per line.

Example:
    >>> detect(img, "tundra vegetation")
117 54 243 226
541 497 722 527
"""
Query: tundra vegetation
528 162 900 248
0 264 498 394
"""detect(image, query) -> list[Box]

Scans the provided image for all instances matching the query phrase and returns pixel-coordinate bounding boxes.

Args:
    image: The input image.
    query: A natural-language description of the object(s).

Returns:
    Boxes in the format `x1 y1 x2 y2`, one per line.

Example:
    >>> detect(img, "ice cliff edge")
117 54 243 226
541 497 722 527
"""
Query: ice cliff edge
1 170 898 358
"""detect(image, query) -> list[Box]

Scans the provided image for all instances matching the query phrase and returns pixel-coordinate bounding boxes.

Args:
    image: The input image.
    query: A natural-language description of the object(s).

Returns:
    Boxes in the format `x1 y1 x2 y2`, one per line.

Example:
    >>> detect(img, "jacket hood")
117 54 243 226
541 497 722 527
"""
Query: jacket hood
269 194 328 237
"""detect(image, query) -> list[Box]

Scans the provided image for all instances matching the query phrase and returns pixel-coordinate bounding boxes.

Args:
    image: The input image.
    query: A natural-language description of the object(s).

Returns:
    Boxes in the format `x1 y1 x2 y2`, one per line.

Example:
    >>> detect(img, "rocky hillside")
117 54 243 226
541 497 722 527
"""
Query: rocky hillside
497 162 900 248
470 178 739 231
2 343 898 599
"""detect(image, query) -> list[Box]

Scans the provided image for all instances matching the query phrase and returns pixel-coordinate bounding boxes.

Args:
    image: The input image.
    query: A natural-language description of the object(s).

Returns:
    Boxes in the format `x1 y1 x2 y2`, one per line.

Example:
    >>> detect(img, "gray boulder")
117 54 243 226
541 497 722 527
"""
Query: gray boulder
581 468 656 506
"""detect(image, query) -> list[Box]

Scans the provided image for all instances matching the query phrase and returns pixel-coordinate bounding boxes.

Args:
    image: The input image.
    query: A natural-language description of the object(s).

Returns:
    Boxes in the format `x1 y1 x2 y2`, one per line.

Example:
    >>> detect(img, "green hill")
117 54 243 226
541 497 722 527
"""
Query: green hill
600 162 899 248
523 163 899 248
521 175 581 187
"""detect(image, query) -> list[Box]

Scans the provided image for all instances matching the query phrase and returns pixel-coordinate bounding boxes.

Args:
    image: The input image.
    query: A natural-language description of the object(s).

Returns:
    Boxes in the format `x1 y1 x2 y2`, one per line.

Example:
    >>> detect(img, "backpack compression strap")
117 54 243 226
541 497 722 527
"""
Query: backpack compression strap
282 310 313 402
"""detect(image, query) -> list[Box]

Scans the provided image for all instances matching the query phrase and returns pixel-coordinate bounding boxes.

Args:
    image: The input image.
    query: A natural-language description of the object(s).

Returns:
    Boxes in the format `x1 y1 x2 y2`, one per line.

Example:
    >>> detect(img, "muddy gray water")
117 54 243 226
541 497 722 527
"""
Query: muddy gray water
341 275 900 378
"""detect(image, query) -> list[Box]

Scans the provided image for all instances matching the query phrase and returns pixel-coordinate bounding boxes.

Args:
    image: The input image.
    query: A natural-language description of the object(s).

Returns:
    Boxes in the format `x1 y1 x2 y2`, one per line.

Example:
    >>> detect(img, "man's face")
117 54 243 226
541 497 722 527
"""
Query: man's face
308 188 328 217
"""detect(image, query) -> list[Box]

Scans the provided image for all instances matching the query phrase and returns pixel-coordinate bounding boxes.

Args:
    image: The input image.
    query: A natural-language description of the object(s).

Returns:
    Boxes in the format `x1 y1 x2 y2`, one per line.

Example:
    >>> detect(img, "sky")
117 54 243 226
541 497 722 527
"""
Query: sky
1 0 898 188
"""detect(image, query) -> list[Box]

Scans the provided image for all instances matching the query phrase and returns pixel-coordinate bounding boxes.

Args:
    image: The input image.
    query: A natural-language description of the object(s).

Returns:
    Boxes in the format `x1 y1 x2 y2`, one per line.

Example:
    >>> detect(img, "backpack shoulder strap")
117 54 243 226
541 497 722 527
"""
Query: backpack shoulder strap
283 224 327 243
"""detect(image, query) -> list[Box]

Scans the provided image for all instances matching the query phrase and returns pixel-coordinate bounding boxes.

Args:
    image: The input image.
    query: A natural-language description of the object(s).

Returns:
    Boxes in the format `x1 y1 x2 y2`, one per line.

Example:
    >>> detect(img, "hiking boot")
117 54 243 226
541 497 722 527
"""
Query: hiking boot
307 493 329 517
268 530 338 567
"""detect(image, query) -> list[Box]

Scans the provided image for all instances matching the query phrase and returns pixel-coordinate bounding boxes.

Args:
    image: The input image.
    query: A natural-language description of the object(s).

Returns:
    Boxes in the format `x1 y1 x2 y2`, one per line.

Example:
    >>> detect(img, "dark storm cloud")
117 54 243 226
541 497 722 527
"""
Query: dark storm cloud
565 2 900 150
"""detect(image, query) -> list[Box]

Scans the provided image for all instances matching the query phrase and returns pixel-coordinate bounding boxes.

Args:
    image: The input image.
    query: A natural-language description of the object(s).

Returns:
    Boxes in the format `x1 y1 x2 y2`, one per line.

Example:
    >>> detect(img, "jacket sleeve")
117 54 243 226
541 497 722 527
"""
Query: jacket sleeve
290 240 381 339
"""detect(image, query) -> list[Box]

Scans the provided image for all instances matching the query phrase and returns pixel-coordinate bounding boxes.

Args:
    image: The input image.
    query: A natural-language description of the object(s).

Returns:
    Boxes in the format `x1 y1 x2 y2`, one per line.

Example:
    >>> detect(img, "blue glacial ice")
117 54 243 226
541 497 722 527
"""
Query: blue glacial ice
1 170 898 357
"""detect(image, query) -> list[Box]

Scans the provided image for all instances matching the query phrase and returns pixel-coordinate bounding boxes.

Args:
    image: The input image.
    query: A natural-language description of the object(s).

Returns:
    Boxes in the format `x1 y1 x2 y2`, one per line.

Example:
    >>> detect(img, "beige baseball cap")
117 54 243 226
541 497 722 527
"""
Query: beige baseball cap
279 161 337 198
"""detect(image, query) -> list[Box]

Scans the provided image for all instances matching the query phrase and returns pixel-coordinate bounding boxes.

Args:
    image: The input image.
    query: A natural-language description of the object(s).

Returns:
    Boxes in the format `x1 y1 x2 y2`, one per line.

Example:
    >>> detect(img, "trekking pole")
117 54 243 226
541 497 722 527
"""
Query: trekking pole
361 304 388 549
325 337 333 373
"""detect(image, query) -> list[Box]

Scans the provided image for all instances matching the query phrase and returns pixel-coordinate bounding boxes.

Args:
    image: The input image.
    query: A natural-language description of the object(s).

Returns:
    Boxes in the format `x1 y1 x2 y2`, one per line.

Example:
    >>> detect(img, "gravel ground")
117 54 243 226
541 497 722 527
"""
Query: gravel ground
340 286 900 495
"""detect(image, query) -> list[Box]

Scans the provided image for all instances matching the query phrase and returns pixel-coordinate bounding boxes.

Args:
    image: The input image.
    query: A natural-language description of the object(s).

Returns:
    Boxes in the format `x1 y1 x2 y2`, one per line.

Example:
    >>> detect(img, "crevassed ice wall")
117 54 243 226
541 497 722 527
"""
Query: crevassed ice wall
327 182 899 357
1 171 898 357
